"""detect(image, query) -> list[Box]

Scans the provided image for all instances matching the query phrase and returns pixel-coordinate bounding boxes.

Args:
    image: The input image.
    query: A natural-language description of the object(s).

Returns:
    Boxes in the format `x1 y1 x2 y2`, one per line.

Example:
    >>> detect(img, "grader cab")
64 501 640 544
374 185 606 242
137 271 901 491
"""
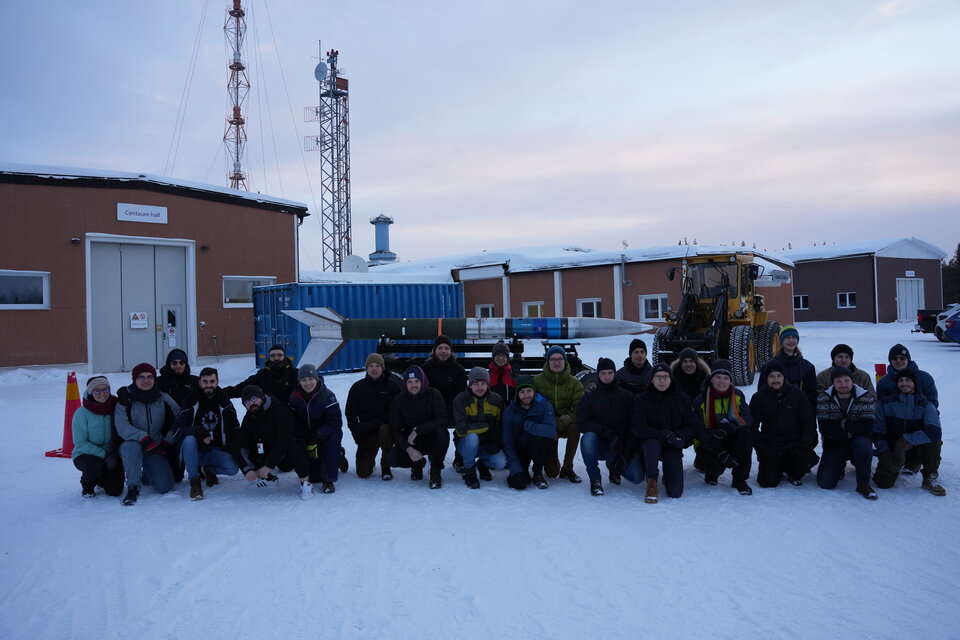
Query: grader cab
651 253 780 386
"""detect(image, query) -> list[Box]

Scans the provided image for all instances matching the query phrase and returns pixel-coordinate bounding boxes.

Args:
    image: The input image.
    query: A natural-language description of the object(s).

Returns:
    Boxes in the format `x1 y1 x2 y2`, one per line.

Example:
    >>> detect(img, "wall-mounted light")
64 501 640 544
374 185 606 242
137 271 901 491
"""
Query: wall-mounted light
201 245 210 251
70 237 81 245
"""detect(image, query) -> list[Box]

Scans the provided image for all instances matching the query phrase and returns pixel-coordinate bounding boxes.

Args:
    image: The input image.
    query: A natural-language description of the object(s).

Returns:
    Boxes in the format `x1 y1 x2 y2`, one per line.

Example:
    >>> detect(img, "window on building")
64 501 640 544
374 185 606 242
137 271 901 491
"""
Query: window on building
793 294 809 311
522 301 545 318
837 292 857 309
223 276 277 308
577 298 602 318
0 270 50 310
475 304 495 318
639 294 669 321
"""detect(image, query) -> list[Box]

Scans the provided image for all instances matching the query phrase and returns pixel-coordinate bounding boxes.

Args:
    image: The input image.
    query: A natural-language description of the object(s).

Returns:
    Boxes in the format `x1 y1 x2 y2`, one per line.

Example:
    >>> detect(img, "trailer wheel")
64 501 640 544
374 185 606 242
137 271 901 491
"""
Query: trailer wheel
575 370 599 393
730 325 756 386
651 327 671 366
754 321 781 370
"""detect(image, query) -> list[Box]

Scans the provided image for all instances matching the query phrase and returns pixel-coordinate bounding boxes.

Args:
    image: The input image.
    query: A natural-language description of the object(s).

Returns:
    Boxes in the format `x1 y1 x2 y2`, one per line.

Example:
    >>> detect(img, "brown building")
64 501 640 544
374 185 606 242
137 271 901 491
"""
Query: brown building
0 164 308 371
779 238 946 323
375 245 795 327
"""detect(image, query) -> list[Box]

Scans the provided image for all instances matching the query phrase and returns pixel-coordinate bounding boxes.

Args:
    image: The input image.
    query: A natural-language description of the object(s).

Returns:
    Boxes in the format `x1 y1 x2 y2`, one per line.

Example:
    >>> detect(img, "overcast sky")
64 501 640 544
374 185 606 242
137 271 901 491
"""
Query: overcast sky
1 0 958 269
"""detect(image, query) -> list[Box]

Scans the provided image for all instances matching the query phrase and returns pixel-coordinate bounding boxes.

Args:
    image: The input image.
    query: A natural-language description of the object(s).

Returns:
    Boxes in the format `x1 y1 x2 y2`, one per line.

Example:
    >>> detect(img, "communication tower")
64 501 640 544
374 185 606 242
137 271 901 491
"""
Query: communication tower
305 47 351 271
223 0 250 190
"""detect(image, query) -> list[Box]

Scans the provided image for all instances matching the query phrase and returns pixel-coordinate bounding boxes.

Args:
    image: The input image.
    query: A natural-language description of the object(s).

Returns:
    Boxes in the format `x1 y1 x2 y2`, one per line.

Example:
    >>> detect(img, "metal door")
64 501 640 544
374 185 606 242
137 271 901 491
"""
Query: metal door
155 245 187 364
90 243 123 373
896 278 924 322
119 244 157 371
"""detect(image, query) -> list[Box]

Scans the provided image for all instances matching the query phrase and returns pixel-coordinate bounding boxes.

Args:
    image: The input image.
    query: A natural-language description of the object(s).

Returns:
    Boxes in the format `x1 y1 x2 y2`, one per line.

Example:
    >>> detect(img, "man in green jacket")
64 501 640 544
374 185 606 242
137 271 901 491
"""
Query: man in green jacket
534 346 585 482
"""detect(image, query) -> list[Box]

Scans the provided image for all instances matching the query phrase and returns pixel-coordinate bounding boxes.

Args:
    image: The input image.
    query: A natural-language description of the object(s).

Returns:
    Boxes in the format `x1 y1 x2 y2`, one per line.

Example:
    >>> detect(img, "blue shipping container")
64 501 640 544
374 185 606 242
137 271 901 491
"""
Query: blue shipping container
253 281 464 372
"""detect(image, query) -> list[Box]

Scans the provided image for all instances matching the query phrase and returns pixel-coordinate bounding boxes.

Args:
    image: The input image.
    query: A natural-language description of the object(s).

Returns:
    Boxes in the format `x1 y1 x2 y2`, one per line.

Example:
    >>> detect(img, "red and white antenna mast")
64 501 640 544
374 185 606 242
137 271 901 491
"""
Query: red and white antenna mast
223 0 250 190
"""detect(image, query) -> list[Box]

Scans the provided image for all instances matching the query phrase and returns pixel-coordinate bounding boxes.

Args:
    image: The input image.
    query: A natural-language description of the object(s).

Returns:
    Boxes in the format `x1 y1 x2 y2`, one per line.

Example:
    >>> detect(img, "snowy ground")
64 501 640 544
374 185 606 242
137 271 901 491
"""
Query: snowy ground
2 322 958 639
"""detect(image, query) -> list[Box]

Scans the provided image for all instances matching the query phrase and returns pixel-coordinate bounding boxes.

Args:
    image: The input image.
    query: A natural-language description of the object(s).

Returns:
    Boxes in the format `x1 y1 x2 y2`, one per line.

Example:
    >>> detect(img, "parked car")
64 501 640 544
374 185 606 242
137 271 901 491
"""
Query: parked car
943 306 960 345
935 303 960 341
914 309 941 334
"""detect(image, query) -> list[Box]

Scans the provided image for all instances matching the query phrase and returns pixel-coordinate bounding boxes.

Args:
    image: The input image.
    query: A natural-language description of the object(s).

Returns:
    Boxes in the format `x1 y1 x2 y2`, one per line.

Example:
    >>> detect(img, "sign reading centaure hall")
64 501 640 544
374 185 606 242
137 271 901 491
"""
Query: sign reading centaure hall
117 203 168 224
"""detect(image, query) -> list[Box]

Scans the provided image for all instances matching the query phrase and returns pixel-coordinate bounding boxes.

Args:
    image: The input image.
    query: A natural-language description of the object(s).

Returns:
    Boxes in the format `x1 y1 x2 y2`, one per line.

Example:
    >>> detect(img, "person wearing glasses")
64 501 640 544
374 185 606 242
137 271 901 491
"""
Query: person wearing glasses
225 344 299 404
876 344 939 476
157 348 200 408
534 346 585 482
71 376 124 498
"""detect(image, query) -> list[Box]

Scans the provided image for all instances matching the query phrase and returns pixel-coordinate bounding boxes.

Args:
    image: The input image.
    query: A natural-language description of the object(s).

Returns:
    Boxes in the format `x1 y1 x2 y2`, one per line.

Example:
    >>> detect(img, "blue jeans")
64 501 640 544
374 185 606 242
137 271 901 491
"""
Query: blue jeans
455 433 508 470
181 435 239 480
580 432 644 484
817 436 873 489
120 440 174 493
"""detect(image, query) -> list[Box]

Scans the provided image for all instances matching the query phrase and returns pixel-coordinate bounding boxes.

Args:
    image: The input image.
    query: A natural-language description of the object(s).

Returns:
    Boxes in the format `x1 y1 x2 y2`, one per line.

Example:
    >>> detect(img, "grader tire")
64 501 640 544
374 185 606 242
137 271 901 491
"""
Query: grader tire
651 327 671 366
754 321 781 370
729 325 756 386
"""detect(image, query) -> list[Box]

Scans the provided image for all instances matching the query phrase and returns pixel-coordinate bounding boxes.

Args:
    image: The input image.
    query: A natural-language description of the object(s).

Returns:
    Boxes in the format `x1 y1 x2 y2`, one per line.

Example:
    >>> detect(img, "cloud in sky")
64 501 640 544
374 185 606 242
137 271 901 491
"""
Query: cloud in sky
1 1 957 267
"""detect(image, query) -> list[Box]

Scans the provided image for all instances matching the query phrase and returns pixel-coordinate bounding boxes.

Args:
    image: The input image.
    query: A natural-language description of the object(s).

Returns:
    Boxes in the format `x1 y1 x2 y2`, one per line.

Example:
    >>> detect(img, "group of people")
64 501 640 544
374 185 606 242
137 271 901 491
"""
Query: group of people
70 325 946 505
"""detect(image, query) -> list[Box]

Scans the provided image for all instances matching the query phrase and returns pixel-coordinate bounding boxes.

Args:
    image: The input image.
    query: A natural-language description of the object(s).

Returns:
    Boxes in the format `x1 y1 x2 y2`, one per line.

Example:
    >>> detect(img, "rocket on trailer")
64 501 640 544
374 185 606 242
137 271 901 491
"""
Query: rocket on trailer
283 306 653 370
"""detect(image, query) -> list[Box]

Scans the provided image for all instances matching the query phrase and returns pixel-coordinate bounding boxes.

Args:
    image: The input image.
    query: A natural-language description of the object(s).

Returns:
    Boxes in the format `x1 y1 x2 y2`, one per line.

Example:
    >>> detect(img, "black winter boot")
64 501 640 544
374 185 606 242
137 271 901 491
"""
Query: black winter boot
477 461 493 481
463 467 480 489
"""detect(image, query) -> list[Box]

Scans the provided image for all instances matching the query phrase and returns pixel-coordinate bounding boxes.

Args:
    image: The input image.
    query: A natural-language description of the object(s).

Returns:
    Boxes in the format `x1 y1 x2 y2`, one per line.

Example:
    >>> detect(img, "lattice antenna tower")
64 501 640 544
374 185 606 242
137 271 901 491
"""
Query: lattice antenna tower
223 0 250 190
305 46 352 271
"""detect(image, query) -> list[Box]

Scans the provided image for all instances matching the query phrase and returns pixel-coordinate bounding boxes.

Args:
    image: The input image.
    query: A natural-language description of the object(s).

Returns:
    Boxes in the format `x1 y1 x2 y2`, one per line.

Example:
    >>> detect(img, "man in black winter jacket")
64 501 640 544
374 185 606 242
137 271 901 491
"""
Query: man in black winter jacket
616 338 652 395
345 353 402 481
388 365 450 489
158 348 200 408
577 357 635 496
225 344 299 403
749 360 818 488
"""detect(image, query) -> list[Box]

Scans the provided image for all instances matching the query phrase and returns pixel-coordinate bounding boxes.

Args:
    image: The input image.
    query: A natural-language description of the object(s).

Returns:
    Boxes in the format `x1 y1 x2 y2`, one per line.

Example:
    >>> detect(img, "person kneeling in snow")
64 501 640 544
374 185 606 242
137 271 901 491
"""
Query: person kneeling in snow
231 385 313 499
388 366 450 489
873 369 945 496
72 376 124 498
693 360 754 495
289 364 344 495
175 367 240 501
816 367 878 500
452 367 508 489
749 360 819 488
577 358 636 497
115 363 183 506
502 376 557 490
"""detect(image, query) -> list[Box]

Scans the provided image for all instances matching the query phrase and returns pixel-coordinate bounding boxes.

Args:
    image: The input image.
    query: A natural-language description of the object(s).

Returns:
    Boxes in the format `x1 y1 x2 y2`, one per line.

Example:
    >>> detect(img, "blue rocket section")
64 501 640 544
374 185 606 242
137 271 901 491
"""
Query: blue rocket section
503 318 569 339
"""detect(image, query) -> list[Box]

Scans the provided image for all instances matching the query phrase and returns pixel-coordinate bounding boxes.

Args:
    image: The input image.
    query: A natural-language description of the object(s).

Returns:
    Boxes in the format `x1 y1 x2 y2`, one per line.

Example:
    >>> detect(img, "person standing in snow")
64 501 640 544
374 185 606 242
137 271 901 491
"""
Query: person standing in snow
232 385 314 499
502 376 557 490
175 367 240 501
872 368 945 496
629 363 700 502
388 365 450 489
577 357 636 496
115 363 183 506
616 338 652 395
344 353 401 481
288 364 344 495
749 360 819 488
71 376 124 498
534 346 585 482
670 347 710 403
815 343 875 397
420 334 467 471
157 348 200 408
488 341 516 406
757 326 818 409
693 360 755 495
452 367 507 489
816 366 878 500
225 344 299 404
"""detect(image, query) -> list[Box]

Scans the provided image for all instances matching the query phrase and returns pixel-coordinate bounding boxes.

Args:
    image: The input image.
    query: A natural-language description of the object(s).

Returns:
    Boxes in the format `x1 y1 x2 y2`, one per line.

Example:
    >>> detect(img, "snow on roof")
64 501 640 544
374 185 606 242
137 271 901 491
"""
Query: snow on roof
775 237 946 262
369 244 792 276
0 162 308 211
298 270 454 284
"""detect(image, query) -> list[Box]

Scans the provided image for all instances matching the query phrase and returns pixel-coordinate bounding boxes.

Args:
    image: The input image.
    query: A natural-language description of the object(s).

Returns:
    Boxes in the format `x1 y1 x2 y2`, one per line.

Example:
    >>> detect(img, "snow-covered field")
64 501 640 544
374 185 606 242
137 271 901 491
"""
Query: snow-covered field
2 322 958 639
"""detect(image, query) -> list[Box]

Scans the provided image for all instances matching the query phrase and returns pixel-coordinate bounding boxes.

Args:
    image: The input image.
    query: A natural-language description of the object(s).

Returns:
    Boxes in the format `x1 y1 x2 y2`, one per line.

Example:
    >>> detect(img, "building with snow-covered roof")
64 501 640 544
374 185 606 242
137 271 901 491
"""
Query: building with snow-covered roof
775 237 946 323
0 163 308 370
371 244 796 327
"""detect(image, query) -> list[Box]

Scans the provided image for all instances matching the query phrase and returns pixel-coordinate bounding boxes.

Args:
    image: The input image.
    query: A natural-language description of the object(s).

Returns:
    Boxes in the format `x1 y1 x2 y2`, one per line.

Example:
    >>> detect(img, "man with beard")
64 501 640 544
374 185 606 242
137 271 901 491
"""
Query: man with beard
345 353 402 481
816 366 877 500
115 363 183 506
421 334 468 471
616 338 652 395
225 344 299 403
176 367 240 500
452 367 507 489
815 344 876 397
757 326 817 409
388 366 450 489
231 385 313 499
157 348 201 407
669 347 710 402
534 346 585 482
693 360 755 495
502 376 557 490
749 360 819 488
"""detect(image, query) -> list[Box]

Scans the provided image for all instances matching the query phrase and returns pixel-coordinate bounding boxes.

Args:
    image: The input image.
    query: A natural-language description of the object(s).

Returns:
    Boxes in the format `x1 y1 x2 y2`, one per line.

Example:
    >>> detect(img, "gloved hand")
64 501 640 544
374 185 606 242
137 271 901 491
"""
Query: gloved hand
454 424 470 437
718 450 738 469
507 472 529 490
877 451 900 475
662 430 684 449
483 440 501 455
306 443 319 459
608 455 628 477
155 441 170 456
711 427 728 442
139 435 160 454
104 454 119 471
892 438 912 469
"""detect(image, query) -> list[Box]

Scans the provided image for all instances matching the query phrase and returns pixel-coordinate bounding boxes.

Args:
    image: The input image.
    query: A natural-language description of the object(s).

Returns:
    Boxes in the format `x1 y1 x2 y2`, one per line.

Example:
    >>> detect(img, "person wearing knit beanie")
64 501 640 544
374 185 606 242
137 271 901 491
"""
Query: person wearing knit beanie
131 362 157 383
876 343 939 413
452 366 506 488
578 354 636 496
535 344 585 483
816 343 876 398
617 338 652 395
759 325 817 410
596 357 616 373
467 366 490 386
344 353 402 481
365 353 386 370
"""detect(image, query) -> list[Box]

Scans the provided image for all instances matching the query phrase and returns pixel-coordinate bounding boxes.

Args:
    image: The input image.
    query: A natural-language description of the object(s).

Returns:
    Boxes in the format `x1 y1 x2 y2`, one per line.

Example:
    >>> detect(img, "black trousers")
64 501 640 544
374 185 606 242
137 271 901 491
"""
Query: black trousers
756 447 818 487
699 428 753 482
514 431 554 476
73 454 124 496
387 429 450 471
351 424 393 478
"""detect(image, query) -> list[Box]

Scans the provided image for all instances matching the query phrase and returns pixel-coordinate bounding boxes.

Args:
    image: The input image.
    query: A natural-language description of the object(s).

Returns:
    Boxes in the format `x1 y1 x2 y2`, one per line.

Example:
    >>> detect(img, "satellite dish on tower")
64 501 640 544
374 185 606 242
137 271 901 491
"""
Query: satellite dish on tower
314 62 328 81
341 255 369 273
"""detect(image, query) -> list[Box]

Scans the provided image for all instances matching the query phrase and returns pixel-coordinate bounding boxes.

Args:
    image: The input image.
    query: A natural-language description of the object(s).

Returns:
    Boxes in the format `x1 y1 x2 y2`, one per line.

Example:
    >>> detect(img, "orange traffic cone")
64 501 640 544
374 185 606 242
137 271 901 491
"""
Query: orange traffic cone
874 363 886 386
45 371 81 458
